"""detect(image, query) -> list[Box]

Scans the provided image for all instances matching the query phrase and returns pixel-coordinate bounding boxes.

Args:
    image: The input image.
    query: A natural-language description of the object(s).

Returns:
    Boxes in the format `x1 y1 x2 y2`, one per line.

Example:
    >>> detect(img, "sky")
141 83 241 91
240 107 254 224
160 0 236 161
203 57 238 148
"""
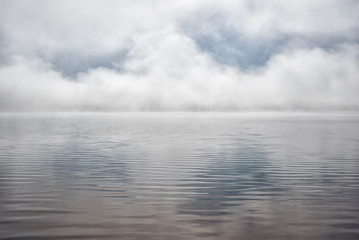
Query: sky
0 0 358 111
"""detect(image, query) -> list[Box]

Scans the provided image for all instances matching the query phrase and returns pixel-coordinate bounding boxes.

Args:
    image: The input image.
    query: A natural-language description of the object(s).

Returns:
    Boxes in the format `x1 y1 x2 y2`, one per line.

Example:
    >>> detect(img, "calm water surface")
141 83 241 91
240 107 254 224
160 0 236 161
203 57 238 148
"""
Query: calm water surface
0 112 359 240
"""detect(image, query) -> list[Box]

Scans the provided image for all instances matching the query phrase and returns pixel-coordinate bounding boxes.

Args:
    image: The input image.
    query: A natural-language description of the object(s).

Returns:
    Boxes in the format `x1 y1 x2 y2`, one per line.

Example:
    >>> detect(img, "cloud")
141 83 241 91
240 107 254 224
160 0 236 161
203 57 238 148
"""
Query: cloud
0 0 358 111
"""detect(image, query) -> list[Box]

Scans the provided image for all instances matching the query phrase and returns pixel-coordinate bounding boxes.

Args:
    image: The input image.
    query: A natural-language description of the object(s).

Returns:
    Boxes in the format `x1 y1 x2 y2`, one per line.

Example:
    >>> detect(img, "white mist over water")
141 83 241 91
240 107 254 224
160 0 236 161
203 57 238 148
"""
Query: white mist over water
0 0 358 111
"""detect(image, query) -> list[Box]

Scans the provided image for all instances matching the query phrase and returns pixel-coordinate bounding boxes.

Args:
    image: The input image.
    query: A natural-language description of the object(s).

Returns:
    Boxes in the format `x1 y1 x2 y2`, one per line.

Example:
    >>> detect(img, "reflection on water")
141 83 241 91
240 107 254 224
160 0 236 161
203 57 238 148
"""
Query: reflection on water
0 112 359 240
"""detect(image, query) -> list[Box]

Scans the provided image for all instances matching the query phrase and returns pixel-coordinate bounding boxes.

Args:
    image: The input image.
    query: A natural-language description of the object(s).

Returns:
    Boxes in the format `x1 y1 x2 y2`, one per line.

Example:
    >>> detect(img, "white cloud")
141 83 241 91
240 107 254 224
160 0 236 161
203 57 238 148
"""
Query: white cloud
0 0 358 111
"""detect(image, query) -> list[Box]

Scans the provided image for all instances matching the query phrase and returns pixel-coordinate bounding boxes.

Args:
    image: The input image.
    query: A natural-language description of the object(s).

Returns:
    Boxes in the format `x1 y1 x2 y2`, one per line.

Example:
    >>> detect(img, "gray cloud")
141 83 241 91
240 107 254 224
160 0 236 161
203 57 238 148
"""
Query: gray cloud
0 0 358 111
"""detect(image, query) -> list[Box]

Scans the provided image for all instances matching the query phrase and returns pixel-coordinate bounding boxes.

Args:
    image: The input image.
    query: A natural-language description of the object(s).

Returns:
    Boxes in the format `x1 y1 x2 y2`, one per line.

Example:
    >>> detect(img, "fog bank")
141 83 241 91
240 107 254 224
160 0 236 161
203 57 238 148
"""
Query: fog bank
0 0 358 111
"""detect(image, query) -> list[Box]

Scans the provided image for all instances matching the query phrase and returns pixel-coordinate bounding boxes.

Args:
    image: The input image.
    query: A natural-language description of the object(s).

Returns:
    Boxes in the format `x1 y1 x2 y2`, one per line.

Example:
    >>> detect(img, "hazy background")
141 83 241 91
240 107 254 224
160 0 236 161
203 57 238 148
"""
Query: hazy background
0 0 358 111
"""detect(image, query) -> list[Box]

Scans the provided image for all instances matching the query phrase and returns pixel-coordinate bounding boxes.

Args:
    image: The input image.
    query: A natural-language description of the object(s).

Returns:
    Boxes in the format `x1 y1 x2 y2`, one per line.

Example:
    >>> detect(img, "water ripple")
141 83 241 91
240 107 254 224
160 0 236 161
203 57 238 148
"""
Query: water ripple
1 112 359 239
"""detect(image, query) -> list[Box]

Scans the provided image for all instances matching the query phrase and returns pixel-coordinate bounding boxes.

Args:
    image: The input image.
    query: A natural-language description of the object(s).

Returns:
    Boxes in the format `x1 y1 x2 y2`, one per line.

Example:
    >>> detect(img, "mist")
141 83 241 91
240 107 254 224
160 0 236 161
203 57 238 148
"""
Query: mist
0 0 358 111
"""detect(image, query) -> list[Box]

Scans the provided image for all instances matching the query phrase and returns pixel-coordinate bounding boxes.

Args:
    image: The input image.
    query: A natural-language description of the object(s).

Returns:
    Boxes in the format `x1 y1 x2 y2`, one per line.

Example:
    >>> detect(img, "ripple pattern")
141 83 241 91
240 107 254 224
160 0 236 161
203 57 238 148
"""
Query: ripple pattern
1 112 359 240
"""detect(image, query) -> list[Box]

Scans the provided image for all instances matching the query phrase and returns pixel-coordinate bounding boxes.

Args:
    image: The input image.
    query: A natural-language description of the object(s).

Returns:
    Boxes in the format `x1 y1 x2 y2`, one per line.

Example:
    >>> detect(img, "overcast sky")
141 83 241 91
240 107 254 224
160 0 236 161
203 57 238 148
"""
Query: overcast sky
0 0 358 111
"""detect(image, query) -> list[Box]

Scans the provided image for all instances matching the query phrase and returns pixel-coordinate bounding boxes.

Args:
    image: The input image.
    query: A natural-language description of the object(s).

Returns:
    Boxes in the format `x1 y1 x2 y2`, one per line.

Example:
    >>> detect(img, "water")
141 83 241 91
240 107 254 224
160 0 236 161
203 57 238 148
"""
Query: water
0 112 359 240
